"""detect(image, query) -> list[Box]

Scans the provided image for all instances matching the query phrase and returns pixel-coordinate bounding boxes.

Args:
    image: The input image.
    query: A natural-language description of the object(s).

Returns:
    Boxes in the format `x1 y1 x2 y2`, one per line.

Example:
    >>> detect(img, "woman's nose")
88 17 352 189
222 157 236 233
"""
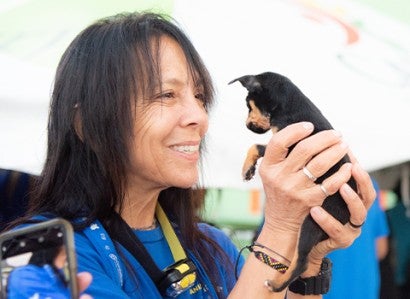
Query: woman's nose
180 94 208 129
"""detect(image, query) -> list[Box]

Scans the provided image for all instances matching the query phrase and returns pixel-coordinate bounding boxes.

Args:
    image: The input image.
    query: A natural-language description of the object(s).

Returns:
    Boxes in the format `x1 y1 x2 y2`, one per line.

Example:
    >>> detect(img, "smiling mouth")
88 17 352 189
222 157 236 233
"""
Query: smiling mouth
170 145 200 154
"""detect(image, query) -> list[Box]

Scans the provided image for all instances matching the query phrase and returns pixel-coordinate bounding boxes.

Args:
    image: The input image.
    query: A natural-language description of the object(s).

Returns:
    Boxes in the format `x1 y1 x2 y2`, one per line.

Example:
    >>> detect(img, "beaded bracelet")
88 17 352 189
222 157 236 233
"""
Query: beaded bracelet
252 241 291 264
234 243 290 280
249 246 289 274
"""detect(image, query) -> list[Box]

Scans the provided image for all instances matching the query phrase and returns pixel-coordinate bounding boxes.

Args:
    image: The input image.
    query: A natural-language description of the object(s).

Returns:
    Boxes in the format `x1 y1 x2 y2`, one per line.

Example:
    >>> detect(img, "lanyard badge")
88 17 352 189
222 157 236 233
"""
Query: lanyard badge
158 259 197 297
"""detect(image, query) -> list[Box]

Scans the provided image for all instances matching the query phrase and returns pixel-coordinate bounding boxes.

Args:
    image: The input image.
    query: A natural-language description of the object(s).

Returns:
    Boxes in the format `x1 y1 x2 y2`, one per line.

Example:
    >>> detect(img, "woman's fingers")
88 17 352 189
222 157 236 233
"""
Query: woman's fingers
340 183 367 229
77 272 93 298
261 123 352 223
347 150 375 208
310 206 358 251
297 163 353 205
351 162 376 209
299 140 348 182
284 130 344 173
309 166 374 258
261 122 314 167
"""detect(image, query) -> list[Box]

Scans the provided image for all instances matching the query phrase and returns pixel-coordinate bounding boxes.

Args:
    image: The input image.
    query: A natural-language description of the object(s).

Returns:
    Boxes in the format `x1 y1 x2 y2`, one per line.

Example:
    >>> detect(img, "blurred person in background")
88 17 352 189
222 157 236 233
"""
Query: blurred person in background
0 168 34 230
387 179 410 299
324 178 389 299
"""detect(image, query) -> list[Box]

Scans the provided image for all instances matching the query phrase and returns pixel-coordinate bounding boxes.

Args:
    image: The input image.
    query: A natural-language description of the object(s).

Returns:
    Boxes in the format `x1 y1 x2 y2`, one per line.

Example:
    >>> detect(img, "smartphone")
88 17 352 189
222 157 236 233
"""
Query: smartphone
0 218 78 299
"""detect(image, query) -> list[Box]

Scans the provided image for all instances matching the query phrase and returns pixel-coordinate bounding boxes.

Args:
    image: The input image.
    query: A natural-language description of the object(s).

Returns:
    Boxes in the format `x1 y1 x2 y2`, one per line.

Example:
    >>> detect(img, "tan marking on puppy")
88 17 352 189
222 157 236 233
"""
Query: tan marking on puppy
242 144 262 180
246 100 271 131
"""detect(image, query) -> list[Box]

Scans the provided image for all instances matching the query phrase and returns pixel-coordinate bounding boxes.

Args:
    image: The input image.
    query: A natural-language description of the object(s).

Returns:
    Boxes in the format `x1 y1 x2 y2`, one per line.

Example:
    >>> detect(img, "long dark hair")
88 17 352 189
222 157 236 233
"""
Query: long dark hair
24 12 232 295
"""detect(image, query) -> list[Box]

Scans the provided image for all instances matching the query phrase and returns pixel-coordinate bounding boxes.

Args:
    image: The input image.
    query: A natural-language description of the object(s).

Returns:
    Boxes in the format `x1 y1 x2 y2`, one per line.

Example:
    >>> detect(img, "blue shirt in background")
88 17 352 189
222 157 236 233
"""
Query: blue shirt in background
324 180 389 299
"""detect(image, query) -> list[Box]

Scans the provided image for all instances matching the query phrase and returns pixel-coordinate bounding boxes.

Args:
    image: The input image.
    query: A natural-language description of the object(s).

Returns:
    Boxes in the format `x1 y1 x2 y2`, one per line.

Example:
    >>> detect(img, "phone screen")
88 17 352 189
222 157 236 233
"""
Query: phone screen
0 219 78 299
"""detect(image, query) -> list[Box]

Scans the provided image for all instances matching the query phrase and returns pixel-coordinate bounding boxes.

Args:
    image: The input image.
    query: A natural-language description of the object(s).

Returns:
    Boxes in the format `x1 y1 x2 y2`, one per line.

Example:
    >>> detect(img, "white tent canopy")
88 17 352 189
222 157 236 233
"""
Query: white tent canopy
1 0 409 190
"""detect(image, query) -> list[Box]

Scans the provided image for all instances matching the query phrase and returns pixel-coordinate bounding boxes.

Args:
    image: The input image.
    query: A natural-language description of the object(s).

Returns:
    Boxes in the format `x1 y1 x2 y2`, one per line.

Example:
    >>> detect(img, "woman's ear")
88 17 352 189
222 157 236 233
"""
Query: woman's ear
73 104 84 141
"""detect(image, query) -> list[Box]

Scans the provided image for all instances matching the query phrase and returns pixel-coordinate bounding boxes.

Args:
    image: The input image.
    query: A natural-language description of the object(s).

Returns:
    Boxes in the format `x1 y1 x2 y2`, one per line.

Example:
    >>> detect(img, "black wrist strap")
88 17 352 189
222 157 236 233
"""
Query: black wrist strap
288 257 332 295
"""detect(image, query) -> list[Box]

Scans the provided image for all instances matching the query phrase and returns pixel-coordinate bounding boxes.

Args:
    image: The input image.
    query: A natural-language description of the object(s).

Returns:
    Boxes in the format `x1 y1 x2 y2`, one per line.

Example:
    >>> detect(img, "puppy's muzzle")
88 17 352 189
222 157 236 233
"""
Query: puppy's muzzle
246 122 269 134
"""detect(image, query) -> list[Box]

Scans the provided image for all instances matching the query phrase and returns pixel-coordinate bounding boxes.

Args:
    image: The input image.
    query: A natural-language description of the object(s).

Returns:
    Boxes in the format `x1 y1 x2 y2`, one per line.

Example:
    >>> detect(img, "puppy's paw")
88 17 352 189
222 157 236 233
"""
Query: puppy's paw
242 144 265 181
242 165 256 181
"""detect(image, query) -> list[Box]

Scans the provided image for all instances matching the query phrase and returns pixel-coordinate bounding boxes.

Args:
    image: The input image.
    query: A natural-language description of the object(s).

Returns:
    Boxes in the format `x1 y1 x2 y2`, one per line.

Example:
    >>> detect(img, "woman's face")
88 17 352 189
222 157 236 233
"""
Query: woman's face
128 36 209 191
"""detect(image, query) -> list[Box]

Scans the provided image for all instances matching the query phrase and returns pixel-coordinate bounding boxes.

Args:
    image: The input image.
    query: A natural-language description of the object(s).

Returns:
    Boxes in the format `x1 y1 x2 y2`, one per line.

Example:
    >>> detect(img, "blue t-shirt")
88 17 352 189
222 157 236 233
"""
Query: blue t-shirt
324 182 389 299
7 264 70 299
133 225 206 298
76 221 244 298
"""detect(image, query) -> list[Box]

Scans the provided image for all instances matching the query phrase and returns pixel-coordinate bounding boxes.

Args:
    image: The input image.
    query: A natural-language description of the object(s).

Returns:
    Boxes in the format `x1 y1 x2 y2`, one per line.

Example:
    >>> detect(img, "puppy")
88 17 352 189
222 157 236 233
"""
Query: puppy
229 72 356 291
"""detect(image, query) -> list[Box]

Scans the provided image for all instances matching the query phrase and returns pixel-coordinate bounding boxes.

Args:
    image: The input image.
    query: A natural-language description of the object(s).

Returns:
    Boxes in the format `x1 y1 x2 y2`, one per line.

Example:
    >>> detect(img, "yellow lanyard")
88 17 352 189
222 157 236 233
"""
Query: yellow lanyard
155 203 186 261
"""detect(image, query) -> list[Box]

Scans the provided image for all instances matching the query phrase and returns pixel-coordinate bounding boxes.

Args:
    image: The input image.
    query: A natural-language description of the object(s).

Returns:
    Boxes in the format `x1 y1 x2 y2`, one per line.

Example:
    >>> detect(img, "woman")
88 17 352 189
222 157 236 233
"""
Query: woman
18 12 374 298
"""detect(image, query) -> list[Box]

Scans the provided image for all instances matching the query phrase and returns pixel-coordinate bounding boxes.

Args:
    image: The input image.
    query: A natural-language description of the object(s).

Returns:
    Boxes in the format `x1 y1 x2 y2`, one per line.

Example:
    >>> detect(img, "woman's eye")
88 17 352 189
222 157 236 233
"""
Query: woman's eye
195 93 205 102
195 93 207 108
155 92 175 99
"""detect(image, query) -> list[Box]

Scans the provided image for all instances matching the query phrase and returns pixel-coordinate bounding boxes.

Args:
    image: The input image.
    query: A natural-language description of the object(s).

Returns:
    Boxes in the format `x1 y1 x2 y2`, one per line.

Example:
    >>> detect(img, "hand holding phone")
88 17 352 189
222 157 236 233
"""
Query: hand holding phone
0 218 78 299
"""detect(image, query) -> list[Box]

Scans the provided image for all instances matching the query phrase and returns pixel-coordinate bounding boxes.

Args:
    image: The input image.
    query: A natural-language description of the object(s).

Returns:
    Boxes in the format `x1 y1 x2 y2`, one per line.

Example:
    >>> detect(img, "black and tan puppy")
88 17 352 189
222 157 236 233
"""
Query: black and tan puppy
229 72 356 291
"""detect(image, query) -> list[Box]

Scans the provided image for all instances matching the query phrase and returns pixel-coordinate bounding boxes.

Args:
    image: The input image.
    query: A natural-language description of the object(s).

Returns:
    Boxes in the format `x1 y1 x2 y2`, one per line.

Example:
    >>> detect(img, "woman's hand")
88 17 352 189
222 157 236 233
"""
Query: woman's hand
77 272 93 299
302 154 376 276
258 122 351 236
231 122 357 298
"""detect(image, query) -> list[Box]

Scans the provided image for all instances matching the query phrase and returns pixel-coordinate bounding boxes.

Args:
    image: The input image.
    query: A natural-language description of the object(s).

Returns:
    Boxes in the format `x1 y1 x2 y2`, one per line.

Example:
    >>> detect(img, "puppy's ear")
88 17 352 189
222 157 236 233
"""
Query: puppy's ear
228 75 262 93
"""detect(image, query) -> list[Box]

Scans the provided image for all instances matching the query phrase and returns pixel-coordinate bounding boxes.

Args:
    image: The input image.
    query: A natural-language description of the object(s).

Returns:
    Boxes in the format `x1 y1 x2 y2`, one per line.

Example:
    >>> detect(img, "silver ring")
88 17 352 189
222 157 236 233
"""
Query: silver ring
302 166 317 181
319 183 329 197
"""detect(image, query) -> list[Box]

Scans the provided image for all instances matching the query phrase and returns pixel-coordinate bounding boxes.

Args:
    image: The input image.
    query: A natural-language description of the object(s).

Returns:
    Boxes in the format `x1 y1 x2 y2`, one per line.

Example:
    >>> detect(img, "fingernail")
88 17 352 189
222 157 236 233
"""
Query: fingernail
341 183 353 196
302 122 314 131
311 206 325 219
339 141 348 149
